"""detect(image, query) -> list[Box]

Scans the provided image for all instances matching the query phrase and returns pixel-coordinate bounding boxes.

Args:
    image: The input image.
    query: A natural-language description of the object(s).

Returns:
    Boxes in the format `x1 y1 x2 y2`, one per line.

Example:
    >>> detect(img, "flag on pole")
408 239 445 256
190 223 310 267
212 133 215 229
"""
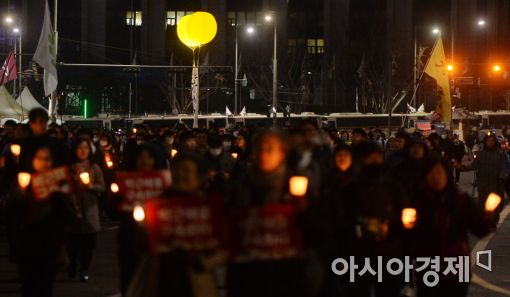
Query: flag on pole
33 0 58 96
424 37 451 125
0 50 17 85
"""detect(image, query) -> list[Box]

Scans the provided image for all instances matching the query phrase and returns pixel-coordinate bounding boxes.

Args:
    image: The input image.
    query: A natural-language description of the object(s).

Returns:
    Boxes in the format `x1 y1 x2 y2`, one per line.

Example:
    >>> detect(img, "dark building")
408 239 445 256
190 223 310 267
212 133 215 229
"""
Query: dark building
1 0 510 116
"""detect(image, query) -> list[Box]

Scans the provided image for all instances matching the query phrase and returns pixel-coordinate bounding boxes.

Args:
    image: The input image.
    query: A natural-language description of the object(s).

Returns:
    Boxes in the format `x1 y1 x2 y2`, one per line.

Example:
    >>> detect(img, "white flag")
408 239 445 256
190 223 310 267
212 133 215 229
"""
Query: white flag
225 106 233 116
240 107 247 116
33 0 58 96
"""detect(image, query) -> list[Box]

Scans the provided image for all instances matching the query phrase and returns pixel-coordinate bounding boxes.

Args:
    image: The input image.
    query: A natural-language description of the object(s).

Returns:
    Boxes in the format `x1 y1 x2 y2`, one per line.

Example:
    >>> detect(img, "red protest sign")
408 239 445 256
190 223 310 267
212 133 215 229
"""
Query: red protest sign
115 170 171 209
144 196 225 253
228 204 303 262
31 167 72 200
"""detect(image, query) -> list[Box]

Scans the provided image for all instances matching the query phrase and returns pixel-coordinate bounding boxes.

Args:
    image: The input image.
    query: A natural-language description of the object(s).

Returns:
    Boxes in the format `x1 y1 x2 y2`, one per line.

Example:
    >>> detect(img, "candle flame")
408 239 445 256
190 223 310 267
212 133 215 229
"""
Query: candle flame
133 205 145 222
17 172 31 189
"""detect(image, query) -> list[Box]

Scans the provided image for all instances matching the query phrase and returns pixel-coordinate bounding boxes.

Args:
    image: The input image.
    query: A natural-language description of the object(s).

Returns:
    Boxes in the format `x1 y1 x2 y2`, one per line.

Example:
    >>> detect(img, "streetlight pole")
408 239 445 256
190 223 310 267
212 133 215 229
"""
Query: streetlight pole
234 24 238 115
272 20 277 113
265 13 278 117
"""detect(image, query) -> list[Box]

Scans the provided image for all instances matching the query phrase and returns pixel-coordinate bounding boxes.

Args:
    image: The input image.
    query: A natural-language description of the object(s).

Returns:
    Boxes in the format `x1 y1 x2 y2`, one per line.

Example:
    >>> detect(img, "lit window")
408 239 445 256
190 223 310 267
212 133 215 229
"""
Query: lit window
317 39 324 54
126 11 142 26
167 11 176 26
126 11 133 26
307 39 324 54
307 39 316 54
228 11 236 26
176 11 185 24
135 11 142 26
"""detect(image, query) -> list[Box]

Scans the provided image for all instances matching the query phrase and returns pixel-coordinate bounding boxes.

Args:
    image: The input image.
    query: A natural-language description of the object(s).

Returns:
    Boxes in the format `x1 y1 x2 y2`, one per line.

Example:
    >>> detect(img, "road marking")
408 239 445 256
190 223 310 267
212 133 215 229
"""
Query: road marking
470 205 510 296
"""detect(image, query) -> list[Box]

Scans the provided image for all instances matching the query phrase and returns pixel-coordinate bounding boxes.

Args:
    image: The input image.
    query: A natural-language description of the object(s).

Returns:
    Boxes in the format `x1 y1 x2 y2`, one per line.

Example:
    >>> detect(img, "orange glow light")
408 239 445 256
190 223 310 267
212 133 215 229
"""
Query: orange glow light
493 65 502 72
447 64 454 72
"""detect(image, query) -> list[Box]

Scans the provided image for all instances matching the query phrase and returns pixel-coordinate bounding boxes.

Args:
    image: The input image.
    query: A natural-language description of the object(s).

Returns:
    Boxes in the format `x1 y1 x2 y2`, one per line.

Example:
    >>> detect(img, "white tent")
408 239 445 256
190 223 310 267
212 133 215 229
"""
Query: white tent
0 86 28 118
16 87 48 112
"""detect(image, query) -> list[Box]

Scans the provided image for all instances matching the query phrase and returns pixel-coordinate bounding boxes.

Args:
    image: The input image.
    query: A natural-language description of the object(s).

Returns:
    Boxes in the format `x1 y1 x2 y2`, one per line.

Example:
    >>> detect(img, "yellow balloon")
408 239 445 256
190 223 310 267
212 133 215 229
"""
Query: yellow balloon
177 15 200 48
186 12 217 46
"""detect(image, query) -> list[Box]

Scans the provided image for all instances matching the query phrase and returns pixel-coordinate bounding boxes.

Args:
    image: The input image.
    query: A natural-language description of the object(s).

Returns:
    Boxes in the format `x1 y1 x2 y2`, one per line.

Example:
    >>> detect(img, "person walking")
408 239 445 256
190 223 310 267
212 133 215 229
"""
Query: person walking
68 138 106 281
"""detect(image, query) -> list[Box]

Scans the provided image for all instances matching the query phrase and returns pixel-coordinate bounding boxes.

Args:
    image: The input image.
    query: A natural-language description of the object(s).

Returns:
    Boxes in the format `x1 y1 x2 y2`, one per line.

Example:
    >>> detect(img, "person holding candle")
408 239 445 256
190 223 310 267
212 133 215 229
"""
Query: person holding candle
116 143 167 295
159 130 176 164
227 130 307 297
97 133 118 221
454 133 507 213
333 141 409 297
130 155 225 297
67 138 106 282
6 143 76 297
411 158 497 297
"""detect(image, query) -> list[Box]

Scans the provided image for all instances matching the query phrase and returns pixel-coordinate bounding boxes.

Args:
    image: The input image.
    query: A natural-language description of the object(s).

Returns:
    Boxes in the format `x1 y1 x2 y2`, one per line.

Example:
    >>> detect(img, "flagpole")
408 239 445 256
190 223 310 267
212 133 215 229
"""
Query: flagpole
409 37 440 108
19 33 23 121
13 37 17 97
234 25 238 115
49 0 58 122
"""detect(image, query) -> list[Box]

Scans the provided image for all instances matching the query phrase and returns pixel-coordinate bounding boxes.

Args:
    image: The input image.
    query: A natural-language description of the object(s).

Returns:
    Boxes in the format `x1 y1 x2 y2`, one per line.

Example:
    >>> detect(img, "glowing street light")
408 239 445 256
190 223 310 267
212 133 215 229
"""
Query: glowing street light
234 24 256 114
493 64 501 72
478 19 486 27
12 27 19 34
447 64 454 72
264 12 278 119
432 27 441 35
5 16 13 24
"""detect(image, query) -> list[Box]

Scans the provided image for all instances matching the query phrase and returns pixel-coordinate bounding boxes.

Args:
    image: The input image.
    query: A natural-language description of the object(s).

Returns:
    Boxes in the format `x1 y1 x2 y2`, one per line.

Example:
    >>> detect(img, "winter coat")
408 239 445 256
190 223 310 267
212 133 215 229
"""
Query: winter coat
69 161 106 233
465 148 507 194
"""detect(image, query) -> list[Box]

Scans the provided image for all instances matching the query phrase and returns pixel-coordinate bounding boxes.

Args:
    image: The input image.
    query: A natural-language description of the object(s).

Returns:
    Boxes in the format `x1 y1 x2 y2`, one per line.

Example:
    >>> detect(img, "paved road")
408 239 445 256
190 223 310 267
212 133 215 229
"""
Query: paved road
0 222 120 297
0 171 509 297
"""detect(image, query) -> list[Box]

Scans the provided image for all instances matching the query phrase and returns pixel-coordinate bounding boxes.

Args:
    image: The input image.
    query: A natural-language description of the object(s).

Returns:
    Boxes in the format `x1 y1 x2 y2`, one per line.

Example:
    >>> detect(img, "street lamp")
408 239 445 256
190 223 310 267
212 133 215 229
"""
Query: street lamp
477 19 486 27
447 64 454 72
234 24 256 114
246 26 255 34
432 27 441 35
4 16 13 24
489 64 502 110
265 12 278 119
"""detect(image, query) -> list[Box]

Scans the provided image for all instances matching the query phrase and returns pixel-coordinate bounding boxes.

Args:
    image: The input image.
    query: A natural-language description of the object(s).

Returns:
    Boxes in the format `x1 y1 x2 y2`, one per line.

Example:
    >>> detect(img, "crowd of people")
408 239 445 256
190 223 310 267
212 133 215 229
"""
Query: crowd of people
0 107 506 297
